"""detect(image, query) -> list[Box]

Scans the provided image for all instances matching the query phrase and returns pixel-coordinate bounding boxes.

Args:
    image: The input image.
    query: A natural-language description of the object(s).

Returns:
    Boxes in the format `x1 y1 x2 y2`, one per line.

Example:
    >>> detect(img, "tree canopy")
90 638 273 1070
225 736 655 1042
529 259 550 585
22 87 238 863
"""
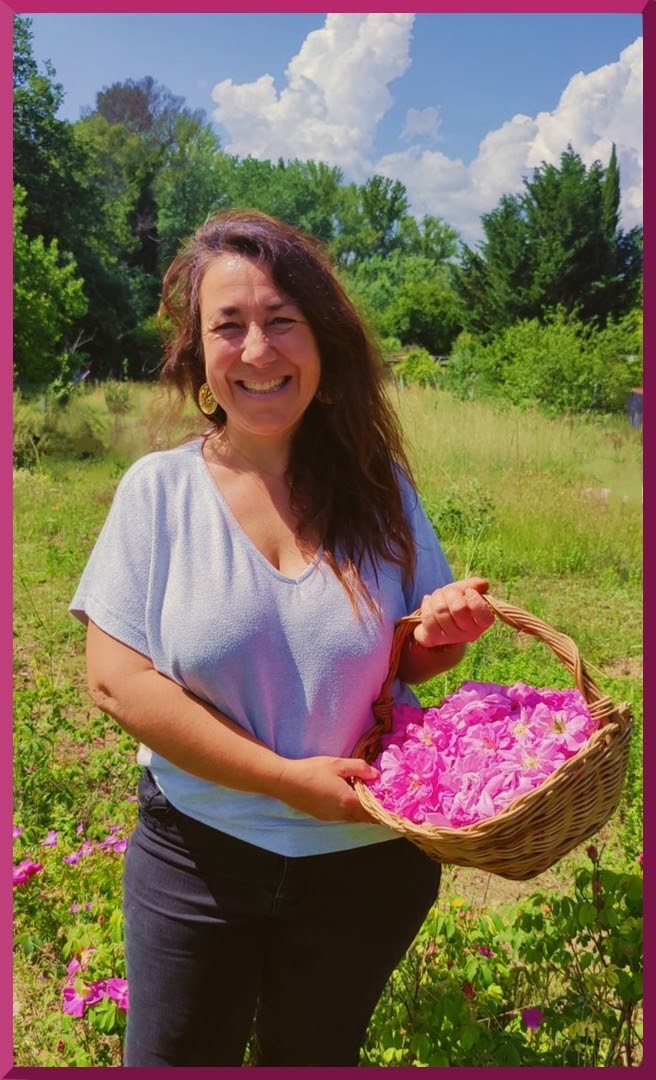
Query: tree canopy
453 145 642 338
12 15 642 413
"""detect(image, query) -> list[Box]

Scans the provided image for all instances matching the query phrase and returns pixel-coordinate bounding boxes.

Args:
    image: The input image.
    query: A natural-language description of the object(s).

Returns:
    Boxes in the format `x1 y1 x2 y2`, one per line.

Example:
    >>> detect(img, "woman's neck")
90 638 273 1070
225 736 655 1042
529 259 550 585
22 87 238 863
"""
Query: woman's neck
212 427 291 480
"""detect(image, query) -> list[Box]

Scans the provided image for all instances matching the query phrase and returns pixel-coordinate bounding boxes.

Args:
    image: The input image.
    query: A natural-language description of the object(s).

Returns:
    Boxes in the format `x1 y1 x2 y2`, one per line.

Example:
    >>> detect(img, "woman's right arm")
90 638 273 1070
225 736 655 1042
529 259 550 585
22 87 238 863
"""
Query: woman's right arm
86 620 376 824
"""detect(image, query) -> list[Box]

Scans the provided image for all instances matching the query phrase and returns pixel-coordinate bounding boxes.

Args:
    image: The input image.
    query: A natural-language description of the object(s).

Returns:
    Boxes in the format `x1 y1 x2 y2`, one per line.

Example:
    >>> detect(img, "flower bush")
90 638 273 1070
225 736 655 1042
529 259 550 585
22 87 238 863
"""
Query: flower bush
367 681 596 827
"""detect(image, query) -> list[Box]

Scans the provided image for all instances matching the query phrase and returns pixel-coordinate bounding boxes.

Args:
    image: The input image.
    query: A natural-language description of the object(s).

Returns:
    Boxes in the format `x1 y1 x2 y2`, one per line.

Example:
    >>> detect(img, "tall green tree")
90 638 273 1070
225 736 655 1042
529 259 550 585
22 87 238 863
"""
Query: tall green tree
332 176 410 264
342 251 462 355
13 16 136 378
397 213 459 263
154 113 225 268
214 155 343 245
13 185 88 386
454 145 642 336
13 15 98 253
455 194 539 336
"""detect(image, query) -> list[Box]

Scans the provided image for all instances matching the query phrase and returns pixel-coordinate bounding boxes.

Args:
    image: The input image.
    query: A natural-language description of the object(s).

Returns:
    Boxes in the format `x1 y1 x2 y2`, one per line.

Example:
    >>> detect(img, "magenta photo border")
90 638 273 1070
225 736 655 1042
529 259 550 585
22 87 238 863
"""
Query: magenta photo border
2 0 650 1076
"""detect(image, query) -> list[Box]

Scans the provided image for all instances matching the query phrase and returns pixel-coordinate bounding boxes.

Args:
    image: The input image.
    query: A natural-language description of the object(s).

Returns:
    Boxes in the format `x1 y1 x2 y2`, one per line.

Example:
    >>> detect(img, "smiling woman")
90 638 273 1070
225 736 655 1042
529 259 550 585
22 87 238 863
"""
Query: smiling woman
69 208 494 1067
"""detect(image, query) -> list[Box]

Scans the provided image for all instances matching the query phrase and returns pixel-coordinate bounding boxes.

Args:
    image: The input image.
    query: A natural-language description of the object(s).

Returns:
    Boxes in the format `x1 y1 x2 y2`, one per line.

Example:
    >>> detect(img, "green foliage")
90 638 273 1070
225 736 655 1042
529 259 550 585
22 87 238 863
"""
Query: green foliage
214 155 343 248
72 113 145 263
423 480 496 544
121 312 164 379
445 309 642 415
13 185 88 386
13 759 135 1066
344 251 462 355
104 373 132 416
332 175 410 264
13 390 111 469
454 145 642 337
155 117 224 267
13 21 641 408
363 848 642 1066
13 16 100 256
395 347 441 389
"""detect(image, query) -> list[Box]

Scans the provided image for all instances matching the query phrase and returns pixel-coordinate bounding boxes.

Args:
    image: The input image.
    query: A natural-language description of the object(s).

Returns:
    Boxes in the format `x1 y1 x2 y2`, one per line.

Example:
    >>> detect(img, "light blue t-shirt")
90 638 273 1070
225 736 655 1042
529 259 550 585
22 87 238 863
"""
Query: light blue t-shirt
70 437 454 856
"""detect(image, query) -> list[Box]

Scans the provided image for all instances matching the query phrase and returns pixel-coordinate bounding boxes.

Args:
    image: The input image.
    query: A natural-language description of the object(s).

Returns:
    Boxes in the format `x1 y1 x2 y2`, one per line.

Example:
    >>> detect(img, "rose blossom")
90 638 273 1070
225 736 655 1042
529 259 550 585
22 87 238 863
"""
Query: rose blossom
366 681 595 828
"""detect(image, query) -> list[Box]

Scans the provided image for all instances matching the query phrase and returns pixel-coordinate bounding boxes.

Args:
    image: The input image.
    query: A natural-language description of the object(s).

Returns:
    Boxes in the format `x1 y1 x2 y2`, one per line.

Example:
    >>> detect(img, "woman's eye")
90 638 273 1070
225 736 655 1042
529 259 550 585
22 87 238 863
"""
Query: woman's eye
269 317 294 328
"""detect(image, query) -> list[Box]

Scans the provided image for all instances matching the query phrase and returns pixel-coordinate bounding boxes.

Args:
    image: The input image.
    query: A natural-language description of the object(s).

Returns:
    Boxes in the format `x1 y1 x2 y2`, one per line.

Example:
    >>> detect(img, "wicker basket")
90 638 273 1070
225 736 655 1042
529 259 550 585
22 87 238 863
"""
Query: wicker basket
352 594 633 881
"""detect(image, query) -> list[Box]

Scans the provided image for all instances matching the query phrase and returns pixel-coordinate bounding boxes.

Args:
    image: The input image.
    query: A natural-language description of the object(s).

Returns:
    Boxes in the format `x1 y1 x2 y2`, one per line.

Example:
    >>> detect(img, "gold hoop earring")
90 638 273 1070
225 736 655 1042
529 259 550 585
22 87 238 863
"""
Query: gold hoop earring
198 383 218 415
315 387 336 405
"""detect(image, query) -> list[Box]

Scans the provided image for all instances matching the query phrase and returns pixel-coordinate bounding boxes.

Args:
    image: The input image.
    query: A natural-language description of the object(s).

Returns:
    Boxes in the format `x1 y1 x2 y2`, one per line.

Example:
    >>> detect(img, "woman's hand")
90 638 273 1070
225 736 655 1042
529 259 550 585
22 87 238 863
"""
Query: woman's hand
413 577 494 649
271 756 379 823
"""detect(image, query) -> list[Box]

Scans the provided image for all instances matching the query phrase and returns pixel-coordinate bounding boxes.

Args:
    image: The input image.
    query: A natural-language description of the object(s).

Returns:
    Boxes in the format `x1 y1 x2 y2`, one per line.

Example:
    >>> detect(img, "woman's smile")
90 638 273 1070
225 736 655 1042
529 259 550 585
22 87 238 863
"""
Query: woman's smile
236 375 292 395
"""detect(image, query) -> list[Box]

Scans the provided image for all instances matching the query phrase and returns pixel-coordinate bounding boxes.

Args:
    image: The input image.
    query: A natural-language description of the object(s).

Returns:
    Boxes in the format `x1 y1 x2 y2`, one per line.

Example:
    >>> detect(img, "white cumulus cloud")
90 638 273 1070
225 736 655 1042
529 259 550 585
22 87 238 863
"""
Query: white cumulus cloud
211 13 413 178
401 106 441 143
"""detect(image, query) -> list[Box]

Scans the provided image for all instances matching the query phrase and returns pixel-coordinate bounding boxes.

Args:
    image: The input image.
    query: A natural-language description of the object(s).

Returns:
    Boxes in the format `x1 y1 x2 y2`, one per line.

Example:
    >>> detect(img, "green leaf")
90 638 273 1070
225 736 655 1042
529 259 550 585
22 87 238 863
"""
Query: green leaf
576 902 598 928
428 1051 450 1066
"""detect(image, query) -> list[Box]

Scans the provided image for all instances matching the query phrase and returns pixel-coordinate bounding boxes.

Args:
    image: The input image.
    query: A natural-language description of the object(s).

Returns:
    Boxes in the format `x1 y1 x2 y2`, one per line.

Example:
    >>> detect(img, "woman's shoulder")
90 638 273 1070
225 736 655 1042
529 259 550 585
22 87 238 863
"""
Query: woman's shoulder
109 438 205 509
115 437 204 491
393 461 421 513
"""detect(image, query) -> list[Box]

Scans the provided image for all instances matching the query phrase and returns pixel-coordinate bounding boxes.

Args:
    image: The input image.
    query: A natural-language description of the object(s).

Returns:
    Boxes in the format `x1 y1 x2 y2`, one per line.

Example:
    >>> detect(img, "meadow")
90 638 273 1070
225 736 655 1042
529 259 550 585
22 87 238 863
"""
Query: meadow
13 380 643 1066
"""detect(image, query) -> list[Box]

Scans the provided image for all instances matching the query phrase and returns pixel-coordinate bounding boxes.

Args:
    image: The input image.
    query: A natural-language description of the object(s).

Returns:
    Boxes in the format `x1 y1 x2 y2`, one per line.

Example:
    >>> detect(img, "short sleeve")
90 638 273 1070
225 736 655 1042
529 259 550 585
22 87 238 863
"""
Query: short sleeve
399 474 454 613
69 459 155 658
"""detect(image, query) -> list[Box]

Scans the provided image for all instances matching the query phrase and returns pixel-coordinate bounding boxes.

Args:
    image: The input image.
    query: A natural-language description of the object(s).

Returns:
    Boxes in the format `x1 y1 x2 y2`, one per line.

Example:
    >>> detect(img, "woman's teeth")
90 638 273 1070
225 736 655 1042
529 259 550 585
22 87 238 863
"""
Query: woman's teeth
240 377 288 393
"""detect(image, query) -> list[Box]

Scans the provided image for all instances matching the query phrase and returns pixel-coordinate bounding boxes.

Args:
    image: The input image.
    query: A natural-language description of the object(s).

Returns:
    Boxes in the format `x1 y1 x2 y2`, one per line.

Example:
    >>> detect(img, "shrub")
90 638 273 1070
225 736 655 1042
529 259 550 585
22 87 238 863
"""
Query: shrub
103 380 132 416
395 347 441 389
445 310 643 415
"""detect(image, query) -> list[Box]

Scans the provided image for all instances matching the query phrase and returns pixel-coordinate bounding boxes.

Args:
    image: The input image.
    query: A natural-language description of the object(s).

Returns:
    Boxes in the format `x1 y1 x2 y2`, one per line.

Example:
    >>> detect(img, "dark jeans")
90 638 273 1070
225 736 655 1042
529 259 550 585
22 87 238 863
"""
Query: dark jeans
122 768 441 1067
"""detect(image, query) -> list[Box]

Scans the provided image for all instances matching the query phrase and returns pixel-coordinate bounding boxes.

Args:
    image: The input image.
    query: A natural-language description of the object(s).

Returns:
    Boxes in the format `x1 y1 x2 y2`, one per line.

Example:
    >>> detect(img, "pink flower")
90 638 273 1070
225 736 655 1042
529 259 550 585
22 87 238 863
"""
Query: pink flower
13 827 23 839
478 945 495 958
62 980 105 1018
13 859 44 886
522 1007 543 1030
98 834 128 855
66 948 94 978
71 900 92 913
587 845 598 861
61 970 129 1017
41 829 58 848
365 682 595 829
103 977 129 1011
63 839 96 865
637 852 643 870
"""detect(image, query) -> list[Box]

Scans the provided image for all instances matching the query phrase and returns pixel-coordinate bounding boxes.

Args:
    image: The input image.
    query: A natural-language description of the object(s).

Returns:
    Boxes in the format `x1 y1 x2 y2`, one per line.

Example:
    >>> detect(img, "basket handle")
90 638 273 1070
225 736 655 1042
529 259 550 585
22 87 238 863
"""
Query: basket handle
372 593 615 735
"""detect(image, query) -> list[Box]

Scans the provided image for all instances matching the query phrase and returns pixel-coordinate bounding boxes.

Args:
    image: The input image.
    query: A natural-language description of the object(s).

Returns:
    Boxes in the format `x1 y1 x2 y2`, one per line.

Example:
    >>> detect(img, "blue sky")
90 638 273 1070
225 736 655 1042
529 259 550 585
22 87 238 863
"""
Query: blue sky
26 12 643 244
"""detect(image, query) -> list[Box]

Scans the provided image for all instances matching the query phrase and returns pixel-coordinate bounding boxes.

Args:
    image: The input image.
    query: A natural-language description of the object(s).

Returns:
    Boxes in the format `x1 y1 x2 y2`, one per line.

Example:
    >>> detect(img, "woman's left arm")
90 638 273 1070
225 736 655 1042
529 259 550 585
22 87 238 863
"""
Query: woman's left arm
397 577 494 685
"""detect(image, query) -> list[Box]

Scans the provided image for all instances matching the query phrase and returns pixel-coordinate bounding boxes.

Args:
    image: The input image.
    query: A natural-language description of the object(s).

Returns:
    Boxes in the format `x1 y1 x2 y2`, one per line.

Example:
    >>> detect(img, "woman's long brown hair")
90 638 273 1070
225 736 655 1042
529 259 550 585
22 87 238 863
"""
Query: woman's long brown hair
159 209 419 613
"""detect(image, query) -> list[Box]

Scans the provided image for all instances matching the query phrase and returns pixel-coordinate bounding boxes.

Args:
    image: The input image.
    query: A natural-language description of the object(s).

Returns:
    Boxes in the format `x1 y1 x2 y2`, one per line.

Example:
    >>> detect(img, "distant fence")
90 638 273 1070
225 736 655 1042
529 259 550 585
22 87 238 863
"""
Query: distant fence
627 388 643 430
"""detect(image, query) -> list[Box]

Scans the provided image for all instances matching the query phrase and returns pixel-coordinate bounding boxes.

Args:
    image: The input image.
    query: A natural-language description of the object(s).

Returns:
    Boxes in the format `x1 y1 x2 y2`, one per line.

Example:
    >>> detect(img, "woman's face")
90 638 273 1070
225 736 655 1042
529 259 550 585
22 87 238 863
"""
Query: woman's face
199 254 321 442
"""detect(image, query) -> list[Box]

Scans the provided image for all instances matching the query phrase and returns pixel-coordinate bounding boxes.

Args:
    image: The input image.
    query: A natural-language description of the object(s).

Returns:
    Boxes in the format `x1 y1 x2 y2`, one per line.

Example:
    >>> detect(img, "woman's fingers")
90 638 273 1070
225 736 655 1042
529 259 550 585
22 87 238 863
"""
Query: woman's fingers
415 578 494 647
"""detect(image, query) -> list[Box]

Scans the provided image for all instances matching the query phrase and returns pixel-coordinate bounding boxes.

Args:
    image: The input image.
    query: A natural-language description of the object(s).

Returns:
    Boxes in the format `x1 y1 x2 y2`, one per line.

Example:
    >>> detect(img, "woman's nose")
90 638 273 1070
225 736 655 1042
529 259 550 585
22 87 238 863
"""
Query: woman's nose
241 323 272 364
